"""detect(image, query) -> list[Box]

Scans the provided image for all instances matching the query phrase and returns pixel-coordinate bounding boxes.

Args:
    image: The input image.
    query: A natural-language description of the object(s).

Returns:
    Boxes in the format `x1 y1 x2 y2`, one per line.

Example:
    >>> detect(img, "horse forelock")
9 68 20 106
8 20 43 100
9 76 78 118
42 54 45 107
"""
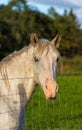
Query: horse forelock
35 38 59 57
39 39 50 44
34 39 50 56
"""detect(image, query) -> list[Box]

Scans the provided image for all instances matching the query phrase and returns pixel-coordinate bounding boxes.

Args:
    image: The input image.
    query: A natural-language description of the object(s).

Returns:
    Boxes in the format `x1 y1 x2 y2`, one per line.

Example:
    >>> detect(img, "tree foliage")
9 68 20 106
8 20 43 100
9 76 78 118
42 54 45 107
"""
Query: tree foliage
0 0 82 60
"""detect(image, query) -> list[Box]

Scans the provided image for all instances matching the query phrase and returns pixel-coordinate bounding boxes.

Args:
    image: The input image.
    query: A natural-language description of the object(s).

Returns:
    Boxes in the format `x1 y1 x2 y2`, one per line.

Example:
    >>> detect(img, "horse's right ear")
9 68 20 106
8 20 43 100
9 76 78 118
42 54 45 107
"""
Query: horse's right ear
30 33 38 47
50 33 61 48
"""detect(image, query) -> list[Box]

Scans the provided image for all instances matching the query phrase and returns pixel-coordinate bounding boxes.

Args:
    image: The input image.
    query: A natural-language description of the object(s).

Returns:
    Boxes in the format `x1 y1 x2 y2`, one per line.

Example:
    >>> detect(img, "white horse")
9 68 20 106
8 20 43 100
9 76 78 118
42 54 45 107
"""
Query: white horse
0 33 61 130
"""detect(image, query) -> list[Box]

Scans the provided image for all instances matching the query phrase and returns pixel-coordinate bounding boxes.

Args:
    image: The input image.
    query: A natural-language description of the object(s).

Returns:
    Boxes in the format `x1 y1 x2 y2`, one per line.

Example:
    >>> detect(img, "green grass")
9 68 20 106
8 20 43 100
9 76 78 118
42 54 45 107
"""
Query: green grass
24 76 82 130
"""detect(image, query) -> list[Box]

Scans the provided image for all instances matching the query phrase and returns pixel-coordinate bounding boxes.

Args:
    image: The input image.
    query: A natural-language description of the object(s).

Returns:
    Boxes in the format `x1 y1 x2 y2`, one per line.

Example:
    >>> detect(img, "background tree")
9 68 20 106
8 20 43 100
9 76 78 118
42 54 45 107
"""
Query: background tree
48 7 82 56
0 0 82 60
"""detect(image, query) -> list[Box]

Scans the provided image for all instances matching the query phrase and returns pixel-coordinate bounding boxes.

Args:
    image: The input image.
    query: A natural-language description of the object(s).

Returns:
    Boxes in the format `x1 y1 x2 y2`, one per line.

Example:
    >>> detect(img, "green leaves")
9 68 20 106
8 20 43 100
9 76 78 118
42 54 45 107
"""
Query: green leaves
0 1 82 60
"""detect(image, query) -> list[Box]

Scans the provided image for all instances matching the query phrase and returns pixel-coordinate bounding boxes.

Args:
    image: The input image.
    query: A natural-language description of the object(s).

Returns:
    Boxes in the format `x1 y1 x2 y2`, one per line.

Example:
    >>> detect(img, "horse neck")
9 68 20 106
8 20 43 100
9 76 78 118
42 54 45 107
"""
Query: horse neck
0 45 36 104
15 46 37 104
14 46 36 104
0 46 37 130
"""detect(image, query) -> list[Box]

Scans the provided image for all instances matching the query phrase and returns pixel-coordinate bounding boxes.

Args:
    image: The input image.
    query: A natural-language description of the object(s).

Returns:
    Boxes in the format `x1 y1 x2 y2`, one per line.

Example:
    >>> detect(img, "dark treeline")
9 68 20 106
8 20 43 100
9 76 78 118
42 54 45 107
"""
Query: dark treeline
0 0 82 60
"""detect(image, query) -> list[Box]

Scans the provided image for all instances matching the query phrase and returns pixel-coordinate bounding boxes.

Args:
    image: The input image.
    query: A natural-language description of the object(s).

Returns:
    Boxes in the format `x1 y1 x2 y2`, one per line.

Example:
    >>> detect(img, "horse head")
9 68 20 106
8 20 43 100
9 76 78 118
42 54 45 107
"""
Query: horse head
30 33 61 100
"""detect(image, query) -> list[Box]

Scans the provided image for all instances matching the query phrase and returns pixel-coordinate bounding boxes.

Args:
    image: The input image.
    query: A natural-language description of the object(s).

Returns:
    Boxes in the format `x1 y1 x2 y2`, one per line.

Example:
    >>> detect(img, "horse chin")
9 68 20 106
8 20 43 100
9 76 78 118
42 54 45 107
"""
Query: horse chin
45 95 57 100
43 91 57 100
48 96 57 100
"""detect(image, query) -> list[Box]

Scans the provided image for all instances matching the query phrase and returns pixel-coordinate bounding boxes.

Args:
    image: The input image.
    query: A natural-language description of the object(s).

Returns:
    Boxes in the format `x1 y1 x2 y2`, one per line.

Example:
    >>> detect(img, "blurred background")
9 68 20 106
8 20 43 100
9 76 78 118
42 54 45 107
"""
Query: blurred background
0 0 82 75
0 1 82 130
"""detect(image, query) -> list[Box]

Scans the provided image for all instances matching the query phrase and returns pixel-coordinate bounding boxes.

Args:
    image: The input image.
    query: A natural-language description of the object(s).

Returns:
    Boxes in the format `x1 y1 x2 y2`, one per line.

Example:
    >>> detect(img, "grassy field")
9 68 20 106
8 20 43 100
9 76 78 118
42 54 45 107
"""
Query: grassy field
24 76 82 130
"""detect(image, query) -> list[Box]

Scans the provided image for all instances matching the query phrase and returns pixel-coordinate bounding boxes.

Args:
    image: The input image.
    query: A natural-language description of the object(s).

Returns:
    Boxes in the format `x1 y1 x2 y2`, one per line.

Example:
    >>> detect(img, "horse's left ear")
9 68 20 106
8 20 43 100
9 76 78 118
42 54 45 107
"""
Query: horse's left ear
30 33 38 47
50 33 61 48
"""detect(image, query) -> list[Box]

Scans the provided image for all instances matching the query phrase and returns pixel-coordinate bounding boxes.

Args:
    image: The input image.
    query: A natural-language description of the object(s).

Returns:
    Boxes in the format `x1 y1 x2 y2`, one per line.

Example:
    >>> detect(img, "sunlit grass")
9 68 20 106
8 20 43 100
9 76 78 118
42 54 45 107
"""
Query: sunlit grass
24 76 82 130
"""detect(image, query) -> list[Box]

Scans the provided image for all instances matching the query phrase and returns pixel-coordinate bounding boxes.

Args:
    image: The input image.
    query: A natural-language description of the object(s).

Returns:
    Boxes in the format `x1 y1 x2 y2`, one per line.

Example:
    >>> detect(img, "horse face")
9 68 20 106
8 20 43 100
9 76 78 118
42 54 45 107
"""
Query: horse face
30 33 61 100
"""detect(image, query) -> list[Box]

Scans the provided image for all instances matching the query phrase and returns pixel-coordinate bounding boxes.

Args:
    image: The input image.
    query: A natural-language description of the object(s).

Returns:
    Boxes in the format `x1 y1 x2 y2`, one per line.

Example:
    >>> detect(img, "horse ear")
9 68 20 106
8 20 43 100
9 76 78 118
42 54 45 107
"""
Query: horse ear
50 33 61 48
30 33 38 47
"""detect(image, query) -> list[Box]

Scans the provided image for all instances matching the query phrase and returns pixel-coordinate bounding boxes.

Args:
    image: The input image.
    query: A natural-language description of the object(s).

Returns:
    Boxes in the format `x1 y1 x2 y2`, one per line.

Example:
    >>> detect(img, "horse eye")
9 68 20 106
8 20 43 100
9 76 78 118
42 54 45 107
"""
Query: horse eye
56 58 59 62
34 56 39 62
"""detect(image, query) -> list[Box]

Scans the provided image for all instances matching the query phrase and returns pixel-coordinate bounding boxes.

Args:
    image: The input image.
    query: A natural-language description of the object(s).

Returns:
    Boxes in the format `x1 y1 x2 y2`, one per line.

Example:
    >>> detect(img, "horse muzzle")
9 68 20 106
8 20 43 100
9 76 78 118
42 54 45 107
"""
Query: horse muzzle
44 78 58 100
